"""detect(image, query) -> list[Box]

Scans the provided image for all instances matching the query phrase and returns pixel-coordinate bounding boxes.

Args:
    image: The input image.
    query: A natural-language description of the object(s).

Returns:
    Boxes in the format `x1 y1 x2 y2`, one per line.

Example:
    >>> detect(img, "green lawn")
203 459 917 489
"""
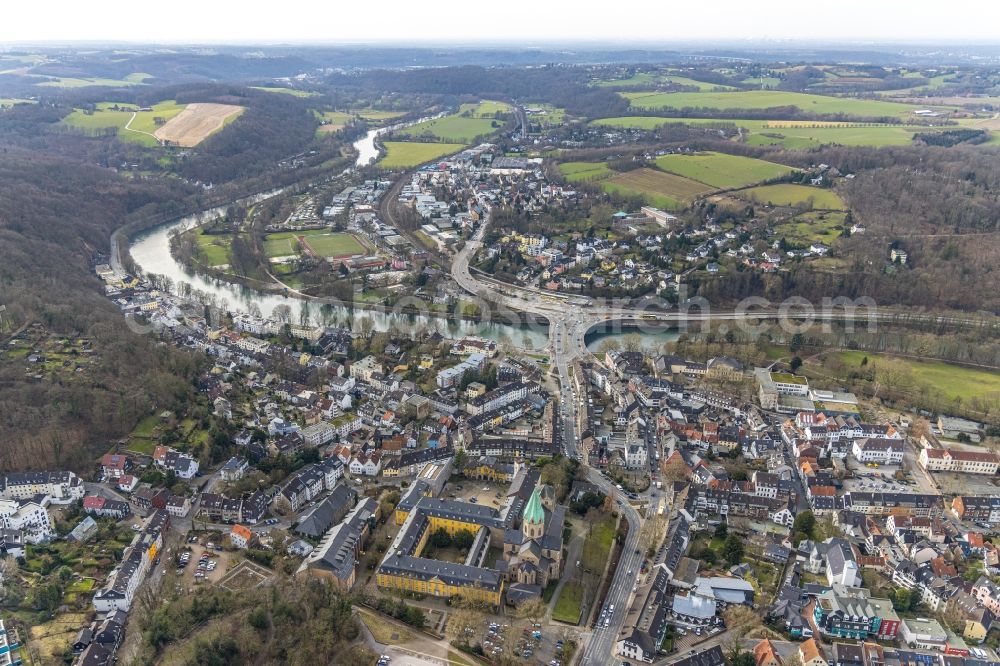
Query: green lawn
581 515 617 573
467 100 513 117
621 90 929 119
654 151 796 189
378 141 465 168
195 231 232 266
127 100 185 134
827 351 1000 403
559 161 613 182
250 86 318 97
552 581 584 624
739 184 846 210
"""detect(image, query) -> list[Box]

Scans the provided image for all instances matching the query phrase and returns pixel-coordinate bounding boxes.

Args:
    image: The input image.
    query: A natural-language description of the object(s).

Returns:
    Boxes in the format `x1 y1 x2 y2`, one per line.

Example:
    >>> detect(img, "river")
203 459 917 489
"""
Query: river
128 127 553 349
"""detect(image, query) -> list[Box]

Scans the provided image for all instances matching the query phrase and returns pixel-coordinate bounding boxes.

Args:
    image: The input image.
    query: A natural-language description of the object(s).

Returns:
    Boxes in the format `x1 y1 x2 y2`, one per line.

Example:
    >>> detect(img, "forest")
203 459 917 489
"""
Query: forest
0 152 205 471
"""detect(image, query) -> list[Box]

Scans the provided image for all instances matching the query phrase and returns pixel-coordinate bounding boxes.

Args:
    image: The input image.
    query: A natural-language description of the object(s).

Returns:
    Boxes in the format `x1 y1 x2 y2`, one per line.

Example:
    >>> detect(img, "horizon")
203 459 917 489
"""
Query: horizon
4 1 1000 45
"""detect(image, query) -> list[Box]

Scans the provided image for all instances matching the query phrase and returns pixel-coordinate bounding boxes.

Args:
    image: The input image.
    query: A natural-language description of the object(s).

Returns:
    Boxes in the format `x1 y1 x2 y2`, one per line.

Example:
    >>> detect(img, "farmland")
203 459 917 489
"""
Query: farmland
602 167 712 210
315 110 353 133
654 151 796 189
154 102 244 147
590 116 939 147
621 90 928 118
559 161 613 182
398 102 507 143
378 141 465 168
593 71 735 91
34 73 150 87
250 86 318 97
60 100 187 147
739 184 846 210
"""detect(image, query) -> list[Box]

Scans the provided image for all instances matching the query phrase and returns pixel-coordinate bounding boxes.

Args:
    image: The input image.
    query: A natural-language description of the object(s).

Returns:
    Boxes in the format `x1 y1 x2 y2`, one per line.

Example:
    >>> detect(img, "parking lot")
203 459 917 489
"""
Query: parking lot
175 540 231 588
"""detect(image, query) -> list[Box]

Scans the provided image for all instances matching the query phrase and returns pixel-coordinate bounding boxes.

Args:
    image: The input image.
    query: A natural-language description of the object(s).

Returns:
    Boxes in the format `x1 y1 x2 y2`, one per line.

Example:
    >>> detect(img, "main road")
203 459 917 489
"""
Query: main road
454 224 646 665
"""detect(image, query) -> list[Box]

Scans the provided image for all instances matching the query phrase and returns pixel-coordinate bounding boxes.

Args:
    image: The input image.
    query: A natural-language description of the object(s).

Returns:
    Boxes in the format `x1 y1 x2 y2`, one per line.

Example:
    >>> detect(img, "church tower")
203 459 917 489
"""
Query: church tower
523 486 545 541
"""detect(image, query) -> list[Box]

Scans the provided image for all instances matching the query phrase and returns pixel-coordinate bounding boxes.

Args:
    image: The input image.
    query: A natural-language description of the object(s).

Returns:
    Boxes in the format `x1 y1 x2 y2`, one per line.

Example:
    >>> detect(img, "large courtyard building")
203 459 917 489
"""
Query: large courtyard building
376 467 563 607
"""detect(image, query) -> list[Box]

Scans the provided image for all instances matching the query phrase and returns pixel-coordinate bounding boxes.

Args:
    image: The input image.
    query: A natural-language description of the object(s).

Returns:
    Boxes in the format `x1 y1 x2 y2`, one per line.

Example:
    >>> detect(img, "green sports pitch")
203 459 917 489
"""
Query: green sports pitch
264 230 367 259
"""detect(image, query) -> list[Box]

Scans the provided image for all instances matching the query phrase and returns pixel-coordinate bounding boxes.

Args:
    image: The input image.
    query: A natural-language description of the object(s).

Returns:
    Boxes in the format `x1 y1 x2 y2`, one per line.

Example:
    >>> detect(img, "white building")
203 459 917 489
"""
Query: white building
919 448 999 475
852 438 905 465
0 471 85 505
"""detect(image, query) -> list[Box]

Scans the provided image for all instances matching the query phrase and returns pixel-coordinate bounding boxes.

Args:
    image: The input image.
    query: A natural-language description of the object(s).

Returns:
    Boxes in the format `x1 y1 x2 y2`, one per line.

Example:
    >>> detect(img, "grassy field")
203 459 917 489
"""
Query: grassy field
594 72 735 91
603 168 711 209
621 90 926 118
0 98 35 108
552 581 584 624
357 109 407 121
195 231 233 266
128 100 186 134
746 124 926 148
30 612 90 664
525 104 568 128
263 229 366 259
740 184 846 210
592 116 932 147
775 211 848 246
379 141 465 168
399 103 504 143
559 161 613 182
358 608 416 644
250 86 317 97
60 100 186 147
35 75 148 88
301 232 367 258
315 110 353 132
468 100 513 116
581 515 618 573
654 151 796 189
820 351 1000 403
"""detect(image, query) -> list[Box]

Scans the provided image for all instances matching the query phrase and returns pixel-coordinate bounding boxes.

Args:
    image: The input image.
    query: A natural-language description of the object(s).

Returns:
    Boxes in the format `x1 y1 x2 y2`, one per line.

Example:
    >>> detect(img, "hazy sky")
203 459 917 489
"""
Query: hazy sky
3 0 1000 44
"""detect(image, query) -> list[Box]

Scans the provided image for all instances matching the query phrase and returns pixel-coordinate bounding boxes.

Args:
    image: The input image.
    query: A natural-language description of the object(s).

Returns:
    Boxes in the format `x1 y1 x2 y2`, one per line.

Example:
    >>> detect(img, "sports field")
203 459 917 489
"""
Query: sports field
154 102 244 147
302 232 367 258
378 141 465 168
264 230 367 259
654 151 796 189
621 90 927 118
740 184 846 210
559 161 613 182
603 168 712 208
